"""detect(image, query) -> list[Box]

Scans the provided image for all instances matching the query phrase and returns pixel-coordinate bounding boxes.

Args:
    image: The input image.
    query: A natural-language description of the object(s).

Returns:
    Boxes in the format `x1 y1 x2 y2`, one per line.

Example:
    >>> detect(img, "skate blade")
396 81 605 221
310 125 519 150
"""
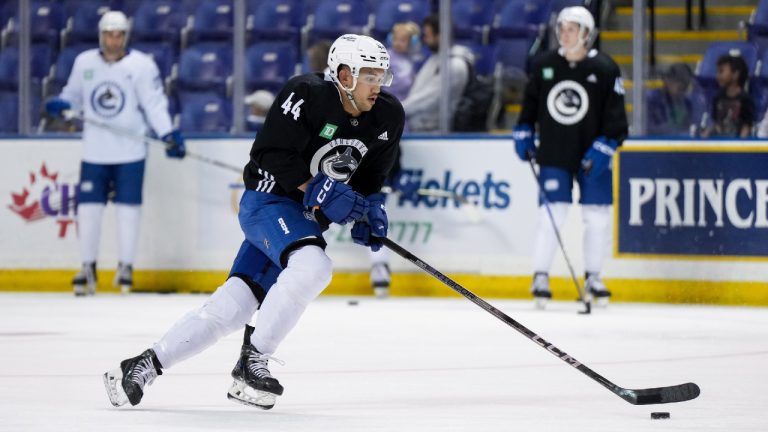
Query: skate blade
594 297 610 308
227 380 277 410
73 283 95 296
103 369 129 407
534 297 549 310
373 287 389 299
120 284 131 295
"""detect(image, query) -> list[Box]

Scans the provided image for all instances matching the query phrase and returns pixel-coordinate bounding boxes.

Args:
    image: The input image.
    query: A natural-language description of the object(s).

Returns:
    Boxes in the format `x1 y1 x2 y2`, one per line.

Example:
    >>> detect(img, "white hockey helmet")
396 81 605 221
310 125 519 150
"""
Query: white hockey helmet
556 6 597 50
328 34 393 88
98 11 130 49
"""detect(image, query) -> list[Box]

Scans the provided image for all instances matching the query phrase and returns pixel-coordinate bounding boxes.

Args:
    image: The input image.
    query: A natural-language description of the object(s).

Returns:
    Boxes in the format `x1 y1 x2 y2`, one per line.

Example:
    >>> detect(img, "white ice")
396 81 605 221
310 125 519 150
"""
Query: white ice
0 292 766 432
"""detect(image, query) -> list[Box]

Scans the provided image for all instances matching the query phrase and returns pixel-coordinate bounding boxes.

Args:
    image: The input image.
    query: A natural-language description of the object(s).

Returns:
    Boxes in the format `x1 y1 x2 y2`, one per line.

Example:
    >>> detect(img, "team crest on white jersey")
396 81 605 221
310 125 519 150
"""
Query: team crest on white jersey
310 138 369 182
546 80 589 126
90 81 126 118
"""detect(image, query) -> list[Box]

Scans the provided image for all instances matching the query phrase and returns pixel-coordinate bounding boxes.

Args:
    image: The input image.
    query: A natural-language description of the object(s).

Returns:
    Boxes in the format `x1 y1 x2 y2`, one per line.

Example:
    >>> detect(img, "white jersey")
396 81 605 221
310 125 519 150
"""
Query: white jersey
60 49 173 164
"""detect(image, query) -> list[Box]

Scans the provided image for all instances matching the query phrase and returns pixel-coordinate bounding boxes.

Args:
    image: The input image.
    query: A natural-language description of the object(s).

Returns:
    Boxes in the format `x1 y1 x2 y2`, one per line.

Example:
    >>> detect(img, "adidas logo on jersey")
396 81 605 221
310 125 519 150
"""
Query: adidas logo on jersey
587 74 598 83
377 131 388 140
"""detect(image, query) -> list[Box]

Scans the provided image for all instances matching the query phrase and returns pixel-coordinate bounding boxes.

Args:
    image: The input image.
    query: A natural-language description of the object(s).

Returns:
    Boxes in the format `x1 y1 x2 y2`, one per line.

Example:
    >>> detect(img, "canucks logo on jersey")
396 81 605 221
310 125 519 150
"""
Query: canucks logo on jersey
546 80 589 126
309 138 369 183
90 81 126 118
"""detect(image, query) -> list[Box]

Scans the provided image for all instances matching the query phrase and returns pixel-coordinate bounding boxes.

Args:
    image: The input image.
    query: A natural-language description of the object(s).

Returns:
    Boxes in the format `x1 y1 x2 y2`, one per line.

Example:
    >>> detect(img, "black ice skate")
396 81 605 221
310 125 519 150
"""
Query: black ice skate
72 262 97 296
227 325 284 409
103 349 163 407
585 273 611 307
370 263 390 298
530 272 552 309
113 262 133 294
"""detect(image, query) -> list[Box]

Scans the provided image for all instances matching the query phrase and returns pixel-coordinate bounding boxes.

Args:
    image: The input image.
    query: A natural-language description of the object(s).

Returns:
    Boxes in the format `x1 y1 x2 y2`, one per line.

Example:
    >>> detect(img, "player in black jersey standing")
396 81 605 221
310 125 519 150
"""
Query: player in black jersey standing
103 34 404 410
513 6 628 308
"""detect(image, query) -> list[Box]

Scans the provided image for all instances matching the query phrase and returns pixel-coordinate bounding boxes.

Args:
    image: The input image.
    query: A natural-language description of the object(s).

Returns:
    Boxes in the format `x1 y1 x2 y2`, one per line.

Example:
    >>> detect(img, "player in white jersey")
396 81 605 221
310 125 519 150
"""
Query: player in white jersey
45 11 185 296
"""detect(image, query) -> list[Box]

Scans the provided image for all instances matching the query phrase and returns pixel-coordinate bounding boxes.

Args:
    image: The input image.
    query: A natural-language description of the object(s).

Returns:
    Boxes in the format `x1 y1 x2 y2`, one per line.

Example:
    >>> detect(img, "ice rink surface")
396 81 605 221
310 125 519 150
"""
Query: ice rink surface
1 292 766 432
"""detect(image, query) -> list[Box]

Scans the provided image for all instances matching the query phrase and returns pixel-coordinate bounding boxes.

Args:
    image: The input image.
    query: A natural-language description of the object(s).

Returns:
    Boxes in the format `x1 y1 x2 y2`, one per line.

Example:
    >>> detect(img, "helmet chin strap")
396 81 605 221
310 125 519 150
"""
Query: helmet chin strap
332 75 361 114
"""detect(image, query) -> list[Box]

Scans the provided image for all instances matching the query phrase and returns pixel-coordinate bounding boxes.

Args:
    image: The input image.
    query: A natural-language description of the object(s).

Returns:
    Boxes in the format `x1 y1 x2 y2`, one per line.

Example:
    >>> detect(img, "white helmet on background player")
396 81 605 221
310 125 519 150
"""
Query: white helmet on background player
556 6 597 51
328 34 393 91
98 10 130 51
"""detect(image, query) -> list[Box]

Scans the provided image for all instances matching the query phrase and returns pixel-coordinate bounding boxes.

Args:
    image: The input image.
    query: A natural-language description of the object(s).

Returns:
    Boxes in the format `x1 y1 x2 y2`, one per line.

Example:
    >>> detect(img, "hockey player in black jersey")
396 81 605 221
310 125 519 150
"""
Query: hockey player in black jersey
512 6 628 308
104 34 404 409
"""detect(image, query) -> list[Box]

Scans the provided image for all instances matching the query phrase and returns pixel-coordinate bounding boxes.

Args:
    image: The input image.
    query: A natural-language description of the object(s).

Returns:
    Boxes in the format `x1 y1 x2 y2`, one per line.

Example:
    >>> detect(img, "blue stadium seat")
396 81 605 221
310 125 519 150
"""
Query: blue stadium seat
748 0 768 50
462 42 494 77
176 42 232 92
131 0 187 44
247 0 303 46
2 1 67 48
0 44 55 90
65 2 113 46
245 41 298 93
451 0 494 44
131 41 176 78
0 90 19 133
493 37 535 77
308 0 370 46
44 44 95 96
186 0 233 44
751 48 768 119
370 0 430 41
697 41 759 102
178 90 231 132
491 0 550 41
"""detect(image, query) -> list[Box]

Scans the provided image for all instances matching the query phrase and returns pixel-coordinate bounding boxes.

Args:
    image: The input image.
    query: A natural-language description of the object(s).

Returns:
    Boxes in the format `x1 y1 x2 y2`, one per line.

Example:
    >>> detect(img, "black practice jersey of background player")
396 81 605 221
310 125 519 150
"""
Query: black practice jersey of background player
519 49 629 172
244 72 404 202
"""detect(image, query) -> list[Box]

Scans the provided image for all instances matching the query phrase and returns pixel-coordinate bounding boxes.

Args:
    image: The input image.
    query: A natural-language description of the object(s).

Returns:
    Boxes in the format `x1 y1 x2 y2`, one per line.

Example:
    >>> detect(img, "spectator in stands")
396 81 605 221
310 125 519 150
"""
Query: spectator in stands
401 14 473 132
386 21 420 101
646 63 707 136
307 40 332 74
244 89 275 133
702 54 755 138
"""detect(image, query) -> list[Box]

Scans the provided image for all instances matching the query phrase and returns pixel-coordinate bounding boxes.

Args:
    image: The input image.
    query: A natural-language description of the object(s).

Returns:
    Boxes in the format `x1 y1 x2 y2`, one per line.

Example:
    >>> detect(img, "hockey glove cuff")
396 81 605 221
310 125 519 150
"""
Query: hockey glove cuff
45 97 72 118
581 136 618 178
303 174 369 225
162 130 186 159
350 194 388 252
513 124 535 161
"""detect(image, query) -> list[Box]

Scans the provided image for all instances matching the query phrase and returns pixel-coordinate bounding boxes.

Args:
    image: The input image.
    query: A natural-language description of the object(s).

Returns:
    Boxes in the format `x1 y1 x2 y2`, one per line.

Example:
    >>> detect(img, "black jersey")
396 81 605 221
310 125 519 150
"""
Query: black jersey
243 73 404 202
518 49 628 172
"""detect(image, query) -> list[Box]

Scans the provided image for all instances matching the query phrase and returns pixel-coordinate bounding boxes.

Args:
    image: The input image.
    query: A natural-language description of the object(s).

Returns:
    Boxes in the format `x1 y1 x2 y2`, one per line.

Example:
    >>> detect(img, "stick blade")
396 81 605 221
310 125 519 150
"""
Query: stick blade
621 382 700 405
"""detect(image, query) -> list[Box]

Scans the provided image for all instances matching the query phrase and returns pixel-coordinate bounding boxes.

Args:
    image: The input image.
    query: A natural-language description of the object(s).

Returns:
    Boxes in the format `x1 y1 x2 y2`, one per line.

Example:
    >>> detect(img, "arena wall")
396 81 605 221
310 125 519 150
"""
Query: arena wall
1 137 766 305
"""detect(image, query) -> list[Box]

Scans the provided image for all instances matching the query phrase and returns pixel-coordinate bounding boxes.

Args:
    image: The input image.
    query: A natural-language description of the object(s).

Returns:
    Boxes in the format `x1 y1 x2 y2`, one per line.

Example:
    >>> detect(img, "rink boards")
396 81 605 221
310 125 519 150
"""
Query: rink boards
0 136 766 305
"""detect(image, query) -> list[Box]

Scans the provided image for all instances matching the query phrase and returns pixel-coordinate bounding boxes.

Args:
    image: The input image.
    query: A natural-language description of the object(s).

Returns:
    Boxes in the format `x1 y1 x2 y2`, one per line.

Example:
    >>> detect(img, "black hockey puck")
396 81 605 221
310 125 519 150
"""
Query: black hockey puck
347 300 359 306
650 412 670 419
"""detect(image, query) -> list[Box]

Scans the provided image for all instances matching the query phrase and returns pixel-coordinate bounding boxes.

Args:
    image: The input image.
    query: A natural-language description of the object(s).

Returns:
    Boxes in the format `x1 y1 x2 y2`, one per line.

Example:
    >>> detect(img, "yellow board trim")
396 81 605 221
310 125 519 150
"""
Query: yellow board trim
602 30 742 41
613 54 703 66
614 145 768 262
1 270 766 306
616 6 755 16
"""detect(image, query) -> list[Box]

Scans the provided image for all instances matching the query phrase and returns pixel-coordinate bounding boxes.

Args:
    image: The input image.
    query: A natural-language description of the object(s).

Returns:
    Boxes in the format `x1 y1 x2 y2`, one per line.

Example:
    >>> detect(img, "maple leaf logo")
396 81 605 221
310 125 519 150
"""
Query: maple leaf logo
8 163 60 222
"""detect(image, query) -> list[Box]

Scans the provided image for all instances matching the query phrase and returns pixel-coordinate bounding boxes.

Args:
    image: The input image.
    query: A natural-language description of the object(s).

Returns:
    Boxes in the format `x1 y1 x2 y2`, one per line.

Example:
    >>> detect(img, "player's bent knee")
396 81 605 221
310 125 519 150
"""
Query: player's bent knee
282 245 333 305
200 277 260 335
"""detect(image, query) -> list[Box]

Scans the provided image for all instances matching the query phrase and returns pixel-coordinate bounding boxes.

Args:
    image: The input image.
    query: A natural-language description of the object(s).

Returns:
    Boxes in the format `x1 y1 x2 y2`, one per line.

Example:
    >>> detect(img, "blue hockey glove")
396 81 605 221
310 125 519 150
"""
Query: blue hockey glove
351 193 387 252
303 173 369 225
392 171 420 203
161 130 186 159
45 97 72 118
513 124 535 161
581 136 618 177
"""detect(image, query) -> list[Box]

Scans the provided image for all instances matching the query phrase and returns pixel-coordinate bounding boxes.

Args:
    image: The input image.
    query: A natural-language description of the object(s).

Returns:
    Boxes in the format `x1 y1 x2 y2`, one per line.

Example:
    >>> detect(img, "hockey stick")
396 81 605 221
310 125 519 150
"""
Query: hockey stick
66 112 243 174
380 236 701 405
526 158 591 314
